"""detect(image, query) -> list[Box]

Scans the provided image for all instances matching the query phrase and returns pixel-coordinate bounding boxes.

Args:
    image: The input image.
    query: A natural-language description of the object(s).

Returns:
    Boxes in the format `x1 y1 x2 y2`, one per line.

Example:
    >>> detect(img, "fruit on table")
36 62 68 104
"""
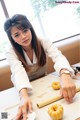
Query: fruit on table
52 82 60 90
48 104 64 120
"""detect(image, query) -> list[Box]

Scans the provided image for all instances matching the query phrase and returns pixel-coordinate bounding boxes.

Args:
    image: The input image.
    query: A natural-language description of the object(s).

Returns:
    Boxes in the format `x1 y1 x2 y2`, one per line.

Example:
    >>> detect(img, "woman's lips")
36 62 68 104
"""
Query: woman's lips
23 39 29 43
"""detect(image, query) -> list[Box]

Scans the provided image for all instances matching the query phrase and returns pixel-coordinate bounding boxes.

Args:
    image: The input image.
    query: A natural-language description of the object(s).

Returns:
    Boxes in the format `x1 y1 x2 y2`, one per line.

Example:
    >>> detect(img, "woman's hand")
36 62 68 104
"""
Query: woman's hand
60 74 76 103
16 88 33 120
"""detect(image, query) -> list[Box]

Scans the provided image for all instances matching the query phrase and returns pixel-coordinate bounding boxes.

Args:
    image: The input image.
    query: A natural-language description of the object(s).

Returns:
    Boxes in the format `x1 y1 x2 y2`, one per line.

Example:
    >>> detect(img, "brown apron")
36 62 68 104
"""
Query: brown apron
27 63 47 81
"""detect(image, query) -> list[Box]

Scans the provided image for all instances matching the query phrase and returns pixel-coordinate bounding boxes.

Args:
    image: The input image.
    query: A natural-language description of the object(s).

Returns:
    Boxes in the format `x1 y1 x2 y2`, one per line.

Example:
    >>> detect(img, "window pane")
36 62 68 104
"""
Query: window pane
4 0 44 37
31 0 80 42
41 3 80 42
0 2 10 60
1 0 80 60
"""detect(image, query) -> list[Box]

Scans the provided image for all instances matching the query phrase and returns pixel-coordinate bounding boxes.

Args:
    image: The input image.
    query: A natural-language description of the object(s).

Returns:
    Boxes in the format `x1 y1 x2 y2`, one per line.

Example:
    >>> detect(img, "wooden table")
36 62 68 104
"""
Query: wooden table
0 73 80 120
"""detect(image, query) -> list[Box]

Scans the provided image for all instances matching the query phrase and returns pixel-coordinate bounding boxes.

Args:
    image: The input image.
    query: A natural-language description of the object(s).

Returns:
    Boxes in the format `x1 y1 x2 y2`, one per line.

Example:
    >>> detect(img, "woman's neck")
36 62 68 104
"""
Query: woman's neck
23 45 32 52
23 45 33 63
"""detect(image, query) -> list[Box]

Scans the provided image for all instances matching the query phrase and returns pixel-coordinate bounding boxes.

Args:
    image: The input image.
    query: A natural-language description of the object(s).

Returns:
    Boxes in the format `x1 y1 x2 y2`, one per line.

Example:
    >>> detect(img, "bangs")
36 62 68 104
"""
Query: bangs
16 22 30 30
10 20 31 32
4 15 32 32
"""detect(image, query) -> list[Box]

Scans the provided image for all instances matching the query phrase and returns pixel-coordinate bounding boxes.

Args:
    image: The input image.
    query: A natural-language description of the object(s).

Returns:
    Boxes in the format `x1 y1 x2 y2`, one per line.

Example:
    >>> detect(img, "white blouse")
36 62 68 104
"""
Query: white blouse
5 38 74 92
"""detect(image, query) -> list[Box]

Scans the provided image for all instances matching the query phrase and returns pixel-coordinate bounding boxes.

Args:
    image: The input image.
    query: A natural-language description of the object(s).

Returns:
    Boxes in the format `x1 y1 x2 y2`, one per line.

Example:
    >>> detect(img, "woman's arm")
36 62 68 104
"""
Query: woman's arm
5 46 33 119
40 38 74 75
16 88 32 120
59 69 76 102
40 38 76 102
5 46 32 92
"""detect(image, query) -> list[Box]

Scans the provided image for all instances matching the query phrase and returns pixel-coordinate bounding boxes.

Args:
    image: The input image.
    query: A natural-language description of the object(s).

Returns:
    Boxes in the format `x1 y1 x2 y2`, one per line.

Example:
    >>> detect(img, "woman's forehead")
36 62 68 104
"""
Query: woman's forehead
11 25 28 34
11 26 19 34
11 26 23 35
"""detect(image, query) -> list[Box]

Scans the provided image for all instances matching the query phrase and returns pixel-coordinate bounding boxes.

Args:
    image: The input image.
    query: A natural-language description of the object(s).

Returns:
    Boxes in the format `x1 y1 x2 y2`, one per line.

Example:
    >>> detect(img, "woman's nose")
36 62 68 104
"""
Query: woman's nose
21 33 26 39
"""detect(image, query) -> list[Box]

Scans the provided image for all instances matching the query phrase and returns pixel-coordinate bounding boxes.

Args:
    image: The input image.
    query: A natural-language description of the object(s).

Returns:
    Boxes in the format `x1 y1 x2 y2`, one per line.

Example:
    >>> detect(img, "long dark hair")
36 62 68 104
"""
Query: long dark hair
4 14 46 70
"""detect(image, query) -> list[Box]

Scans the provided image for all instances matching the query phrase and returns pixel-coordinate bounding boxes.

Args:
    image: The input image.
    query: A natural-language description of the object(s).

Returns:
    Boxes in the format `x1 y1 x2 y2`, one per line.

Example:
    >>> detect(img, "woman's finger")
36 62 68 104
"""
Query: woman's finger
22 107 28 120
61 87 72 102
72 86 76 97
28 102 33 113
16 106 22 120
62 87 68 98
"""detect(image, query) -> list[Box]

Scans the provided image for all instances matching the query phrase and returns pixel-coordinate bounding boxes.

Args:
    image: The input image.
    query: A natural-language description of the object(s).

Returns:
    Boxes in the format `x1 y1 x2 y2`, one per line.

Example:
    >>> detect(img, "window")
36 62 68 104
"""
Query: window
0 0 80 60
31 0 80 42
0 1 9 60
4 0 44 37
0 0 44 60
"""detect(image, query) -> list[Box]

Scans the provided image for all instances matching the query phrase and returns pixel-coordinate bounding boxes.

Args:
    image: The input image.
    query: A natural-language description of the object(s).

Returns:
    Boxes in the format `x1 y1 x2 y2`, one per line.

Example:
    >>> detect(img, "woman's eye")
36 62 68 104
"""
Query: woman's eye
23 29 28 33
14 34 19 38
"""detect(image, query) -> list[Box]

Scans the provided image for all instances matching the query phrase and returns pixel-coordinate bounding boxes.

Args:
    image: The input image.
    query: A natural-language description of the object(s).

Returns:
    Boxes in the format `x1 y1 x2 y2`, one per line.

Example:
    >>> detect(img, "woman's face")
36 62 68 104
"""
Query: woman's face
11 26 32 47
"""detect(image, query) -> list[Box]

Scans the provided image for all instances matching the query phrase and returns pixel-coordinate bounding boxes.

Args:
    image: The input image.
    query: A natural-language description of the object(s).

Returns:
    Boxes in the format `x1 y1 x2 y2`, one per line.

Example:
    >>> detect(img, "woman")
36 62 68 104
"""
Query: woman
4 14 76 120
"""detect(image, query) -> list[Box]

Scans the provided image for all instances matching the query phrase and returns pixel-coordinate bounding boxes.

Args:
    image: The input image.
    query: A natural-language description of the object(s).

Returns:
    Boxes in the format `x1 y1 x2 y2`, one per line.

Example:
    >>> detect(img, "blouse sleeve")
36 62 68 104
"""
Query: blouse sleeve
5 46 32 92
40 38 74 75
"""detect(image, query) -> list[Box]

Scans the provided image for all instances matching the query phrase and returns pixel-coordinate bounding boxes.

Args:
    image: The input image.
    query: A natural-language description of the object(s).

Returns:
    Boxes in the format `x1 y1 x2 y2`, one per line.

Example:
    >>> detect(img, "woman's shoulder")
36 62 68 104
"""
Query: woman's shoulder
5 44 14 53
5 44 18 58
38 37 49 44
38 37 53 48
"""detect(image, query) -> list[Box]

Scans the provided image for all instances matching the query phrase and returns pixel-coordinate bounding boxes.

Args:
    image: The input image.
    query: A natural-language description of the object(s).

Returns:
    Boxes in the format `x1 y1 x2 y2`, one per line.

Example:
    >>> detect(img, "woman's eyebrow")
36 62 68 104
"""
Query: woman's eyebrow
12 32 19 36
